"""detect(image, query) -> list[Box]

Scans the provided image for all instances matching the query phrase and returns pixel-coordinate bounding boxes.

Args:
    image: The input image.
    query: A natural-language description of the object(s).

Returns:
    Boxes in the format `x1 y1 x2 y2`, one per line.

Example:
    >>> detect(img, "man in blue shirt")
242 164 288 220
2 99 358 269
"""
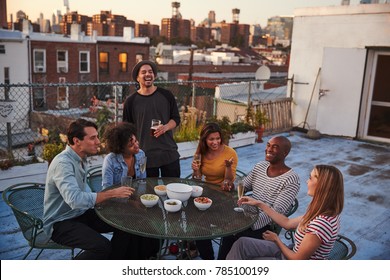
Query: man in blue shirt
43 118 134 259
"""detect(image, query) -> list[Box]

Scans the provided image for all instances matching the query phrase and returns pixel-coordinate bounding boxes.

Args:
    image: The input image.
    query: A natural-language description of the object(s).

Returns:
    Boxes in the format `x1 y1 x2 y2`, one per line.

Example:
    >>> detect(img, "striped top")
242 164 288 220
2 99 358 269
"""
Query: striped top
243 161 300 230
293 215 340 260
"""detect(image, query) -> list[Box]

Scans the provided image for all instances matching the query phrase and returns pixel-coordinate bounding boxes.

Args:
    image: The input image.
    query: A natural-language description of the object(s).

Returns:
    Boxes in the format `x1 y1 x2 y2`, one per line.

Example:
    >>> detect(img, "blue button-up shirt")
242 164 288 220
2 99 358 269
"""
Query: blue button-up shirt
101 150 146 189
43 145 97 237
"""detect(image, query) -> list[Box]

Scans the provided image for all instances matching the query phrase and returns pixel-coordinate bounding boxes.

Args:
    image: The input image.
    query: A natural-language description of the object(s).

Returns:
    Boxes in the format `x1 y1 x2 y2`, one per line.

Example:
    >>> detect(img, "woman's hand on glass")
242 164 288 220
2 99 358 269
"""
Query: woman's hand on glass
221 179 233 192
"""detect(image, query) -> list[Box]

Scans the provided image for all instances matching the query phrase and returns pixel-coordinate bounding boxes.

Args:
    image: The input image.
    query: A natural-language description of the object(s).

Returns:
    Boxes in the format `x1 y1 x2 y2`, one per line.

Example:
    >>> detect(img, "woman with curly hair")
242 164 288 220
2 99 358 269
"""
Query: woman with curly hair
102 122 146 188
102 122 159 260
227 165 344 260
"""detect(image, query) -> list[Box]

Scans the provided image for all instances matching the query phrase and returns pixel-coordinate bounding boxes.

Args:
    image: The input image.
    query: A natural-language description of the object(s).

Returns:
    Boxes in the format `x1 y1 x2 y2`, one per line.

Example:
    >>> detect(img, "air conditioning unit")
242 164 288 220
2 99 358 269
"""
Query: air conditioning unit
35 66 44 72
58 66 68 73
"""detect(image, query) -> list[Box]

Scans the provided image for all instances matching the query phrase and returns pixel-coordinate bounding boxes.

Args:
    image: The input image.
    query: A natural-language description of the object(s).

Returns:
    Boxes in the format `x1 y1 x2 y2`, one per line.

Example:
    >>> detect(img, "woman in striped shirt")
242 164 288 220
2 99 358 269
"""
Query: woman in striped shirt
226 165 344 260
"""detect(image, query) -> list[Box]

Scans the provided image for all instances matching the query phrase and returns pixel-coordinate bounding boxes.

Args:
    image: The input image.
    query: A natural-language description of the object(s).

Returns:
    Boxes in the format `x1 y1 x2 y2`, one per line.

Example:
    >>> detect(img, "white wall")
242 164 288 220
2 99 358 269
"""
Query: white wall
0 30 30 134
288 4 390 134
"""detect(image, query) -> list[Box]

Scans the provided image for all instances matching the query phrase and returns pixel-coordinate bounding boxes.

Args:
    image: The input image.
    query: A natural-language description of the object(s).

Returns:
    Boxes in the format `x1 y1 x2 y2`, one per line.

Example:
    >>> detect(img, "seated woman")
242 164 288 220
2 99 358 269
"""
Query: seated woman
102 122 145 188
102 122 159 259
227 165 344 260
191 122 238 259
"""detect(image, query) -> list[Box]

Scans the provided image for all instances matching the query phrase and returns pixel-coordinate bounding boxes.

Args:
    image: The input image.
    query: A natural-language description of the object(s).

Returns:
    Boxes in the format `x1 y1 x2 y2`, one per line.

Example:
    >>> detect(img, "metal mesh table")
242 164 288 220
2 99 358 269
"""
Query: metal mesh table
95 177 258 241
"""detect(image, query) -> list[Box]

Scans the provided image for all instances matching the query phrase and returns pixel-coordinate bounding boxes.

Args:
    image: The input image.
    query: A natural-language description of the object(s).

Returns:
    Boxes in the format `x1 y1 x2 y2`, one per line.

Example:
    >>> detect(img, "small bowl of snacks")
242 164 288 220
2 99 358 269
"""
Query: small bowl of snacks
194 196 212 211
164 199 182 213
140 194 159 208
191 186 203 197
154 185 167 196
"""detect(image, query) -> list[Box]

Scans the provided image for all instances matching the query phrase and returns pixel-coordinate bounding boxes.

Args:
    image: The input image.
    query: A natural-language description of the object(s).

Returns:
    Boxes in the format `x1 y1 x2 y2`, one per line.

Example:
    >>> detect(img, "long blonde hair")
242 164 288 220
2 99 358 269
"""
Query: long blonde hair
299 165 344 231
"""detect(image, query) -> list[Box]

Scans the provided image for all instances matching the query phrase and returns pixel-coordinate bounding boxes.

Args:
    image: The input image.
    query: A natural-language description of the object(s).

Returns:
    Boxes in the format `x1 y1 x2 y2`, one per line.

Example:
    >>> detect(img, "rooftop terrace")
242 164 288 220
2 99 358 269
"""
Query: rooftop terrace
0 131 389 260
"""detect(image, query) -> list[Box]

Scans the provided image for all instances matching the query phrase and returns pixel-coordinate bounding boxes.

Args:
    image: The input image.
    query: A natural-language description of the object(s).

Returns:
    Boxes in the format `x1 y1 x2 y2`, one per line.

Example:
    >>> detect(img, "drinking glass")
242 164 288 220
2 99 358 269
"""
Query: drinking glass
234 179 245 212
139 156 147 183
150 119 161 136
192 154 202 180
121 176 133 199
121 176 133 188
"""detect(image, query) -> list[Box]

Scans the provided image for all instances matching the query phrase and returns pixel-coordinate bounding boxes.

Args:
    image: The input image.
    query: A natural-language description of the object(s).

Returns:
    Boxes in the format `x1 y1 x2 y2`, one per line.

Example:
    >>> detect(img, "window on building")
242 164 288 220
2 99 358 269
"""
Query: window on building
57 77 69 109
119 53 128 72
135 54 143 63
0 45 5 54
57 50 68 73
80 51 90 73
99 52 109 73
33 49 46 73
33 87 46 110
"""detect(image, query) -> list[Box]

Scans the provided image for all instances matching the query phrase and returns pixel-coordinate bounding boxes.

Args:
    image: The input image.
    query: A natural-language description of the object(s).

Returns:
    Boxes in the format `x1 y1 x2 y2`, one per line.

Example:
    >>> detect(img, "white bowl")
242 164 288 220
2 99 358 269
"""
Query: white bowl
164 199 182 212
194 197 212 211
191 186 203 197
154 185 167 196
140 194 159 208
166 183 193 202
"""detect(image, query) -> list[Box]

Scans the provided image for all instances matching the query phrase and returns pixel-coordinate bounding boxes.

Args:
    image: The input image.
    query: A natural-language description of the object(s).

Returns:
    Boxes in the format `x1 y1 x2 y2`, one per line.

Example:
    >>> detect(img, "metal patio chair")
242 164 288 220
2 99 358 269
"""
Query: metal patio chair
2 182 77 259
269 198 299 235
86 165 103 192
284 230 357 260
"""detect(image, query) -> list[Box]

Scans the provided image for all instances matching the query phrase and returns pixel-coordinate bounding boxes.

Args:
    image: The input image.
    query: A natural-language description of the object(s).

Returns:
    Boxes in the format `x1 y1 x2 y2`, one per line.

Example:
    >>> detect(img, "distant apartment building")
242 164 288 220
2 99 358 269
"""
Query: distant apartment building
191 25 211 43
264 16 293 42
61 11 91 35
220 21 250 48
135 21 160 37
161 17 191 42
88 11 135 37
5 20 150 110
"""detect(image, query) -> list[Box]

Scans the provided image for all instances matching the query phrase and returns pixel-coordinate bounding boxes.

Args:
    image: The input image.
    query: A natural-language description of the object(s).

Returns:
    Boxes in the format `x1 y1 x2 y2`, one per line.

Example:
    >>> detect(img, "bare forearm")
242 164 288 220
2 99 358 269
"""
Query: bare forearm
164 119 177 132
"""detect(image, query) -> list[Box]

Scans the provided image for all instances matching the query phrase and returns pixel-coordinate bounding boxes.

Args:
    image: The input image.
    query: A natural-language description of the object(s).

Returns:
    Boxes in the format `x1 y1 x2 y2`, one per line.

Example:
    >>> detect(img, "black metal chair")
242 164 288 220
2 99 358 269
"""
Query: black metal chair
86 165 103 192
2 182 77 259
269 198 299 235
284 230 357 260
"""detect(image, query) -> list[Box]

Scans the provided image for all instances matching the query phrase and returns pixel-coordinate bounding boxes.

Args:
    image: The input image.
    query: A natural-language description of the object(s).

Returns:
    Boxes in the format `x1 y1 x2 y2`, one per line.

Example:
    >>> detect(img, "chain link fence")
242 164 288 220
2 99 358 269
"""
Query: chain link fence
0 78 292 167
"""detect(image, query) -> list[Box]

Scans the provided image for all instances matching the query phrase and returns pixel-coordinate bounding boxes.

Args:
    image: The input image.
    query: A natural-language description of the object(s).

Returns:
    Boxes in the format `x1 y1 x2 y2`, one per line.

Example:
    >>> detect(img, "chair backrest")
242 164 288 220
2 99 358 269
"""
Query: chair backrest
328 235 357 260
284 231 357 260
2 183 46 243
86 165 103 192
270 198 299 235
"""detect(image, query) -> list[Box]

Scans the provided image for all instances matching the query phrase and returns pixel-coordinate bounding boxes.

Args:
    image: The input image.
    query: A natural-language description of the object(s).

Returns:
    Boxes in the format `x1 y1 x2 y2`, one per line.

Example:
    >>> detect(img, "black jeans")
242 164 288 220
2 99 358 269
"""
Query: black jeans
217 225 271 260
51 209 133 260
147 158 181 178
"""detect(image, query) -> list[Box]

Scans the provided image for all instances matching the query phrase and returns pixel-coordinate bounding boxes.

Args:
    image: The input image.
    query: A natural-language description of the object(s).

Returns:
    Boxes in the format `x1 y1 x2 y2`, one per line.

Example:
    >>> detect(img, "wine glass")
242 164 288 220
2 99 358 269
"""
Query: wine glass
234 179 245 212
139 156 147 183
193 154 202 180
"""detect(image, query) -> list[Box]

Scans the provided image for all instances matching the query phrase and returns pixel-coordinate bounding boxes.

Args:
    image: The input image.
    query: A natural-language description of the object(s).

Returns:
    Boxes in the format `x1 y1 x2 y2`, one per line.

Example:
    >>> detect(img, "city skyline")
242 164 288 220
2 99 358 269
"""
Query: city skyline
8 0 344 27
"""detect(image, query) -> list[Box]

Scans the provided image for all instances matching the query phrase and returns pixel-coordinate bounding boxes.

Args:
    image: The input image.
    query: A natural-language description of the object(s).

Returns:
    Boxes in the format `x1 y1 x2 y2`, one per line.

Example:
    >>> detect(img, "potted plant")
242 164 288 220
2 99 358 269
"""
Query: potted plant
42 142 65 166
253 110 269 143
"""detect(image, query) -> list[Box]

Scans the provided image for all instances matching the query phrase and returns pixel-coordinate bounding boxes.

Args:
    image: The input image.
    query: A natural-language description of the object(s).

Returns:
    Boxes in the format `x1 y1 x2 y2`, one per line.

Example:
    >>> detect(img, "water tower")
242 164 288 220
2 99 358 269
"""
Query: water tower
232 8 240 23
172 2 181 19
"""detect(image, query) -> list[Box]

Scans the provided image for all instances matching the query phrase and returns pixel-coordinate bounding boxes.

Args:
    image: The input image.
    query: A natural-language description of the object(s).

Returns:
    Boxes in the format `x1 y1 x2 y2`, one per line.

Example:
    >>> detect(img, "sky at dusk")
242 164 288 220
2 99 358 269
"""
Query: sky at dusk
7 0 348 27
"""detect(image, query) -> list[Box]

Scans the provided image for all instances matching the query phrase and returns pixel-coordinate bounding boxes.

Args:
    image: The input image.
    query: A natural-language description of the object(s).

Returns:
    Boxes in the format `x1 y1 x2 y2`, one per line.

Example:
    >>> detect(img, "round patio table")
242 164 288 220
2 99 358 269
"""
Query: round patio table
95 177 258 257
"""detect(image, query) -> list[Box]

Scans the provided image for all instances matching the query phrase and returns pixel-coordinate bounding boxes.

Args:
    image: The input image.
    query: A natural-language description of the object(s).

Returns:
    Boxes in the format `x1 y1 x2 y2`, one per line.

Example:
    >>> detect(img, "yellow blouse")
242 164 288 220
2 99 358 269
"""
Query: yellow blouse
201 145 238 184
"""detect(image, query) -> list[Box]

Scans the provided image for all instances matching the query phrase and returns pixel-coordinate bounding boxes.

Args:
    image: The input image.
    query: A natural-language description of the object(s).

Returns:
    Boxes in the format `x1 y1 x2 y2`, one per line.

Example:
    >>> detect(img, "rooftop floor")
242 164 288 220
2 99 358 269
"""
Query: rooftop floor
1 131 389 260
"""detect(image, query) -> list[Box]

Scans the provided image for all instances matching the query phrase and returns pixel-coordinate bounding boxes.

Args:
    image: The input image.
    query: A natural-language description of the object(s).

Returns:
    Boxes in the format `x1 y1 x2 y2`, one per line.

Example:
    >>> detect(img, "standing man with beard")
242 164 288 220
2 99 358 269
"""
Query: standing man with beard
123 61 181 178
218 136 301 259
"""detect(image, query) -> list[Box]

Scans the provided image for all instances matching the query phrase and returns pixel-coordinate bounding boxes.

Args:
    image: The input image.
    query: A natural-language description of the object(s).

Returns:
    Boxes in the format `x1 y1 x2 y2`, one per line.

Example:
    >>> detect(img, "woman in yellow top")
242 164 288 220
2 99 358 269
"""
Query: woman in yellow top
192 122 238 187
191 122 238 259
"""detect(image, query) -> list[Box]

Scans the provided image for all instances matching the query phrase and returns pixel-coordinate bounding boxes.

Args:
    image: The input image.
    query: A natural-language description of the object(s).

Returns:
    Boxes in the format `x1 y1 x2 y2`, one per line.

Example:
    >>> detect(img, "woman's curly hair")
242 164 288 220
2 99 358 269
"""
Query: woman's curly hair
103 122 137 154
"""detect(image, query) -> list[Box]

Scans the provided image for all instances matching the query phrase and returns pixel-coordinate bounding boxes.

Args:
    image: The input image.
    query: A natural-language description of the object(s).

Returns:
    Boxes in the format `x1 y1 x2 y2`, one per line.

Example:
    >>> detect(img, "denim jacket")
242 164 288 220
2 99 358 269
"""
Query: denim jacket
102 150 146 189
